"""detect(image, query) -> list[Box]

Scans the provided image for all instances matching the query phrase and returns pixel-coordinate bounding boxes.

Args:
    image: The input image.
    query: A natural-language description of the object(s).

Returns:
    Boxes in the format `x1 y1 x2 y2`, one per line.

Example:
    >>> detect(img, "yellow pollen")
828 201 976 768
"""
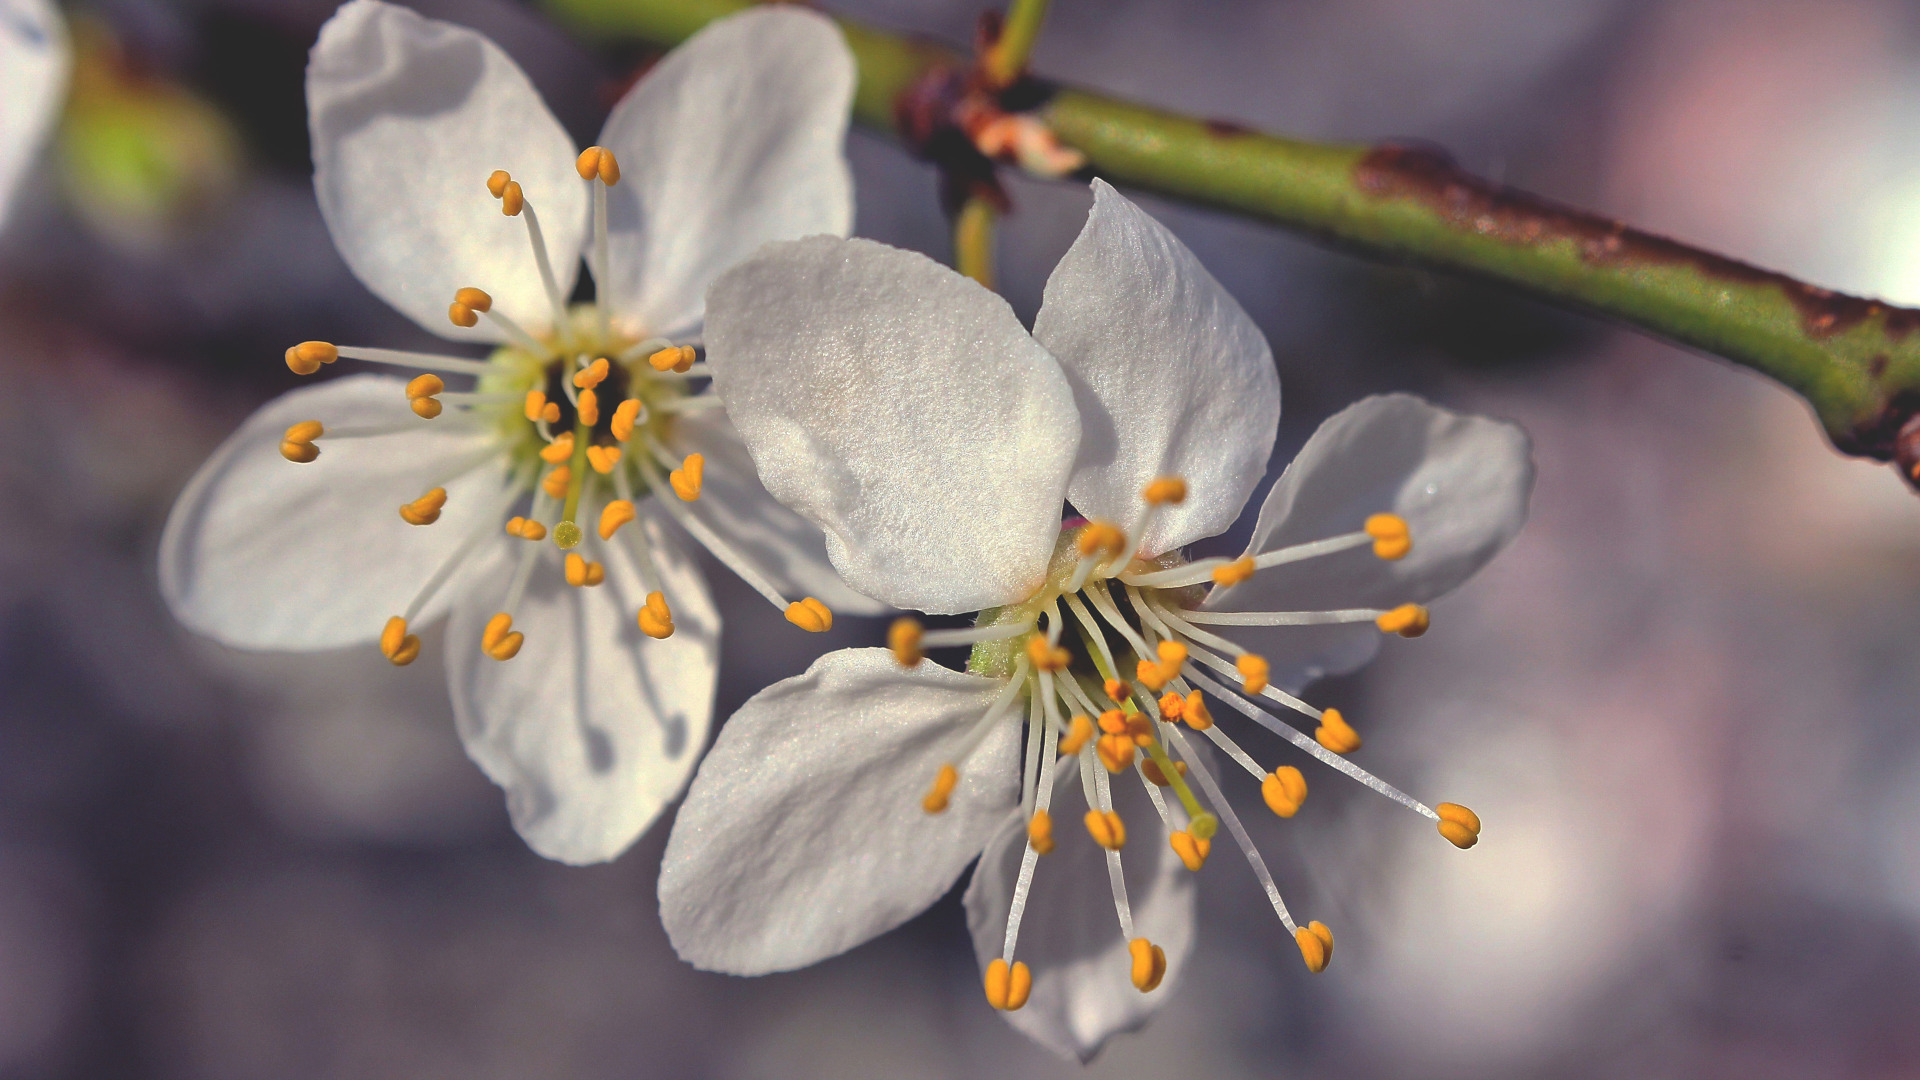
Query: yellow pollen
573 357 610 390
1366 512 1412 560
284 340 337 375
611 399 641 442
1127 712 1155 746
481 612 524 661
410 397 442 419
448 303 477 328
576 389 599 427
1210 556 1256 586
1103 678 1131 704
1096 733 1136 773
1295 921 1334 973
888 618 924 666
379 616 420 666
403 374 445 419
784 597 833 633
1084 809 1126 850
454 286 492 312
1097 709 1128 735
1182 690 1213 731
1314 707 1362 754
598 499 636 540
1025 635 1070 672
540 433 574 464
1261 766 1307 817
638 591 675 638
1141 758 1188 787
1435 802 1482 849
1027 808 1054 854
505 516 548 542
542 402 561 424
1143 476 1188 506
1169 830 1210 871
1157 691 1184 724
922 763 959 814
1135 639 1188 691
984 959 1032 1011
524 390 548 422
669 453 705 500
500 180 524 216
1128 938 1167 991
279 420 323 463
564 552 605 587
576 145 621 185
486 169 511 198
399 487 446 526
1075 520 1126 559
648 345 696 373
586 445 622 474
1376 603 1430 637
1058 713 1093 756
542 466 571 499
1236 653 1270 695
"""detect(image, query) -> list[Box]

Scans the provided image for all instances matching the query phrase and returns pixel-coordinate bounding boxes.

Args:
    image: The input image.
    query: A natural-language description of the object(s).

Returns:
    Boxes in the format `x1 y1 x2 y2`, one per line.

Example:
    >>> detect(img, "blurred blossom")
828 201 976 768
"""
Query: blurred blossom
0 0 68 230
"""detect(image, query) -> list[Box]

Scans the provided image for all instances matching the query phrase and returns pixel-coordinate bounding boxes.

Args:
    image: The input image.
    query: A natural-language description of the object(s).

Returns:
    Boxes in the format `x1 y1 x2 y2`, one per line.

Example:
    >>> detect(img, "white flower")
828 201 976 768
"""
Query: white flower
0 0 69 230
658 180 1536 1059
159 0 883 865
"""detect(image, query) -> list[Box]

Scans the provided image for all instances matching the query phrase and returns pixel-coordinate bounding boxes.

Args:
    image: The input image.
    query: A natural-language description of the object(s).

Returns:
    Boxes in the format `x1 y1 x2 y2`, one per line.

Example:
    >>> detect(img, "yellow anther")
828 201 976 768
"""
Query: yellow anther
1156 640 1188 670
1376 603 1430 638
1027 808 1054 854
648 345 696 373
564 553 605 588
1096 733 1136 774
280 420 323 462
572 357 610 390
1261 766 1307 818
922 763 958 814
1075 520 1126 559
1157 692 1184 724
1084 809 1126 850
449 302 477 328
1136 639 1187 691
638 591 675 639
598 499 636 540
576 389 599 427
1169 830 1210 871
1295 921 1334 973
405 373 443 401
505 516 548 542
1058 714 1093 756
1141 758 1188 787
379 616 420 666
611 399 641 442
1128 938 1167 992
398 487 446 526
586 445 622 474
542 465 571 499
784 597 833 633
1025 635 1070 672
984 959 1032 1011
888 618 924 667
1236 653 1270 695
486 169 511 198
542 402 561 424
1366 512 1411 560
284 340 337 375
500 180 524 216
1143 476 1188 506
1314 707 1362 754
1435 802 1482 849
1097 709 1128 736
1126 712 1156 746
1209 556 1256 586
576 146 621 184
454 287 492 313
1182 690 1213 731
481 612 523 661
1135 658 1167 692
669 453 705 500
1103 678 1131 704
539 432 574 464
524 390 548 422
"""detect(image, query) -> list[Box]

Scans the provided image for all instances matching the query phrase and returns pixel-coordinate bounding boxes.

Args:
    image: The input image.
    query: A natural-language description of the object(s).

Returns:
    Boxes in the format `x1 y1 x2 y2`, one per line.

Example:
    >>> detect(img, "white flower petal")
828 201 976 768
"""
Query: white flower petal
159 375 509 650
1208 393 1534 687
0 0 68 231
597 5 855 340
308 0 585 342
665 405 888 615
658 648 1021 974
446 511 717 865
964 759 1196 1062
704 237 1080 614
1034 180 1279 556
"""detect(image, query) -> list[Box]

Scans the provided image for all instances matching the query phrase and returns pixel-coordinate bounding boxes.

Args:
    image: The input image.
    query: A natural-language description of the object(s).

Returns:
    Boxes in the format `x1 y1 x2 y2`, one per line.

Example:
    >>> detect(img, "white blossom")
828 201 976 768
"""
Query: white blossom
0 0 69 230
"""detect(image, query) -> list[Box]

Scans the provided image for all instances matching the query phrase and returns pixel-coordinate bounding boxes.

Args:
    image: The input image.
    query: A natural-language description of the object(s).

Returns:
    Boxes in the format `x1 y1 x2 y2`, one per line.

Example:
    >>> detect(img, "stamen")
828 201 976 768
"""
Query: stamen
504 516 548 541
1168 831 1209 871
1026 635 1071 672
784 597 834 633
1143 478 1187 506
1161 724 1300 934
586 445 622 474
563 552 605 587
1176 607 1391 627
1211 557 1255 586
1134 640 1188 692
611 399 642 442
1295 920 1334 973
889 618 923 666
481 612 524 660
1122 530 1372 590
573 357 610 390
542 466 571 500
630 446 799 614
284 340 338 375
448 287 554 359
279 421 322 463
648 346 697 373
597 499 635 540
638 590 675 638
1376 603 1430 637
575 146 621 185
576 389 599 427
1067 520 1127 591
1435 802 1482 849
655 396 726 414
578 147 619 343
1096 725 1136 773
1366 513 1411 560
922 763 959 814
1000 680 1060 967
1314 707 1362 754
324 345 491 377
401 472 530 625
669 453 705 500
379 616 420 666
398 487 446 526
1141 758 1188 787
539 433 574 464
1083 808 1126 850
1058 713 1093 756
1261 766 1307 817
983 959 1032 1011
1026 809 1054 854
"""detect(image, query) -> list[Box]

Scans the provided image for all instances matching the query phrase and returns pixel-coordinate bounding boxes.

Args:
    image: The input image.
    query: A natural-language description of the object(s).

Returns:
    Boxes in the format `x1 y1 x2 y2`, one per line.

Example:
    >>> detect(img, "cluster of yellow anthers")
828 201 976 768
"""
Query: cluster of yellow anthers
882 474 1485 1004
276 144 842 672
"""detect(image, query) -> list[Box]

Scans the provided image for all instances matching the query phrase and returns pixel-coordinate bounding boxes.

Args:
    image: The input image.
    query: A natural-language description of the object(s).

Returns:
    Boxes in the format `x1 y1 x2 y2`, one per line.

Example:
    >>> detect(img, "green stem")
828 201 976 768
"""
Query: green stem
954 197 997 288
542 0 1920 475
981 0 1051 87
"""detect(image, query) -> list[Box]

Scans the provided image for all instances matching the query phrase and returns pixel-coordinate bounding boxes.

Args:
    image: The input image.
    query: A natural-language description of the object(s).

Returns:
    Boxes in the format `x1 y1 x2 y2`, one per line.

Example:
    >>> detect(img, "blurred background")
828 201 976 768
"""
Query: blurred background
4 0 1920 1075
